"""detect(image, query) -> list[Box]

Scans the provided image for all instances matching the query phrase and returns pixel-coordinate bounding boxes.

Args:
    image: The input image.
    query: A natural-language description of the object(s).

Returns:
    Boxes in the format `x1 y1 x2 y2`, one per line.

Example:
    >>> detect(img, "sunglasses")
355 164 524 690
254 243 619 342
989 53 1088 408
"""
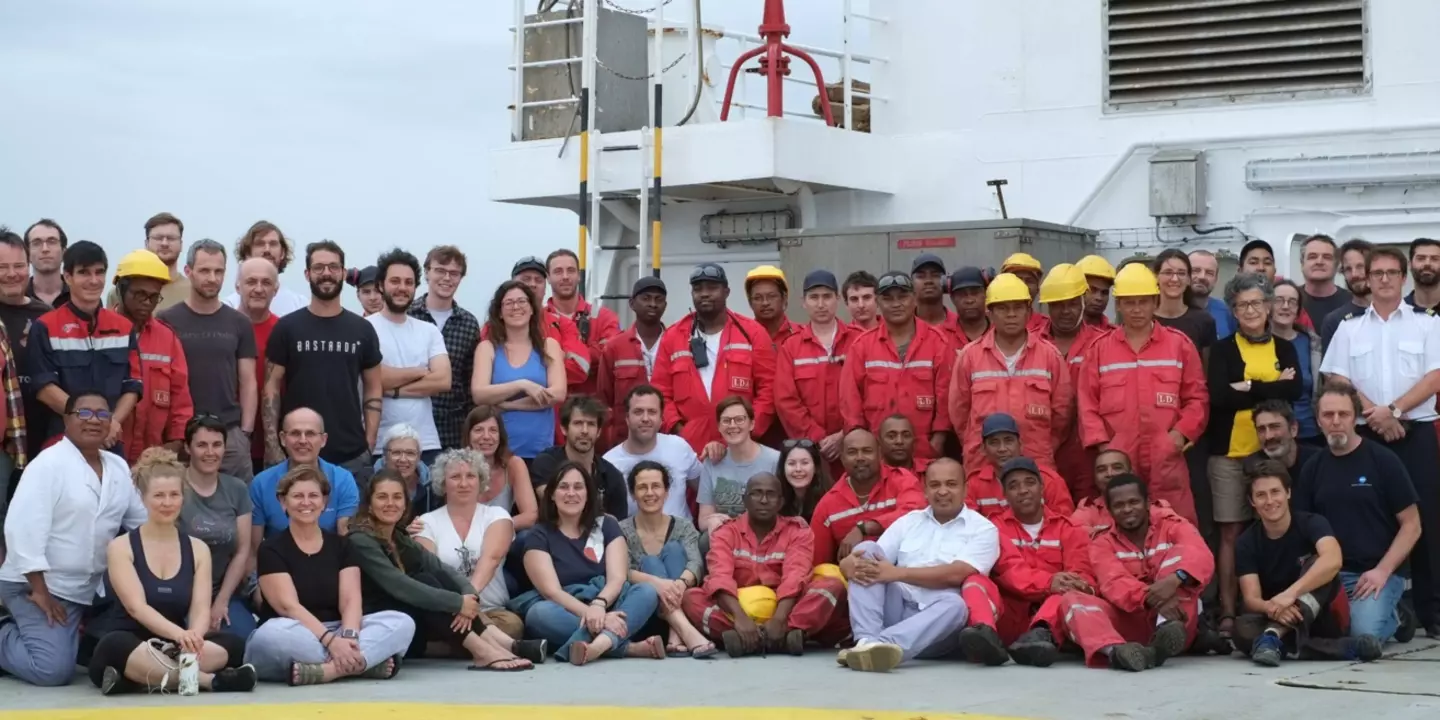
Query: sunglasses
783 438 817 450
876 274 915 292
690 264 725 283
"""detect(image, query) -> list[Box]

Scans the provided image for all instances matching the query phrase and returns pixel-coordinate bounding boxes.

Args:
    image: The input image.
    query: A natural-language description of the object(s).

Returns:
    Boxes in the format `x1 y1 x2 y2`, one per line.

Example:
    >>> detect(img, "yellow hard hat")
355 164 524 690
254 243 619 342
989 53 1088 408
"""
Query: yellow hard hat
1112 263 1161 298
744 265 788 294
812 563 848 586
1001 252 1043 274
985 272 1032 305
114 249 172 285
1039 264 1087 304
736 585 777 622
1076 254 1117 281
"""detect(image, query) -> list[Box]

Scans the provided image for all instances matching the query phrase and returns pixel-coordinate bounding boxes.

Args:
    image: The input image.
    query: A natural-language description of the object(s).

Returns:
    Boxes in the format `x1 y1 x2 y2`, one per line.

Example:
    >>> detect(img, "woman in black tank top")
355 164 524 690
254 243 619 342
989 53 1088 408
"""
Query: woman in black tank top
86 449 257 695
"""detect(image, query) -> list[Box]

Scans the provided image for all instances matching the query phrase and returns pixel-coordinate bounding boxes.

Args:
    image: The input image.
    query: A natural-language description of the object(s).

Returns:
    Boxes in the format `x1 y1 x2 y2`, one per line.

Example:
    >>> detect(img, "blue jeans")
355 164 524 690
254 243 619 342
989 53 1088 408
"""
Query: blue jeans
1340 571 1406 641
220 595 258 640
523 583 660 662
637 541 687 580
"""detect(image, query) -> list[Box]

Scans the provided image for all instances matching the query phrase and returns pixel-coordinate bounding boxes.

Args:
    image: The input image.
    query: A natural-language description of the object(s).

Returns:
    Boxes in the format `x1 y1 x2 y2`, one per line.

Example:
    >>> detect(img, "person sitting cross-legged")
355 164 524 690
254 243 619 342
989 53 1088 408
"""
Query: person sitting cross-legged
620 461 716 658
1235 459 1382 666
682 472 848 657
837 457 1000 673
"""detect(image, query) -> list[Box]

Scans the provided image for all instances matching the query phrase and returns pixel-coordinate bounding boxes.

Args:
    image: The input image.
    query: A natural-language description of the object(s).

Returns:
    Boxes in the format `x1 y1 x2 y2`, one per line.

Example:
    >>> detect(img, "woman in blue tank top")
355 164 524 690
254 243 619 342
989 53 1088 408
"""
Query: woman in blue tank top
472 280 567 460
86 449 256 695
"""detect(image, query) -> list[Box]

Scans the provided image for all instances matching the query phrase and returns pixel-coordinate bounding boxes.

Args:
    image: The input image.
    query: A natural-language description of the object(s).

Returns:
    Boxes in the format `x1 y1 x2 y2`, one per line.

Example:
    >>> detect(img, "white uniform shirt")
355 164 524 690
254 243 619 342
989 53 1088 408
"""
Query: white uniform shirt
874 505 999 609
1320 303 1440 422
606 433 704 520
0 438 147 604
224 287 308 317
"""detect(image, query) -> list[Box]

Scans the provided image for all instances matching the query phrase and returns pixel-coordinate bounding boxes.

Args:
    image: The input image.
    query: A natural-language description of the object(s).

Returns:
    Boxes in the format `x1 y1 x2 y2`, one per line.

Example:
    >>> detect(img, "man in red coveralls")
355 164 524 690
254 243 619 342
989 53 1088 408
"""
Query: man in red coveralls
1000 253 1049 335
948 266 991 348
840 271 954 464
993 457 1097 664
745 265 794 347
911 254 960 346
1075 255 1116 329
878 414 921 474
1036 264 1109 502
811 429 925 565
596 276 667 446
950 273 1071 480
1077 263 1208 525
545 249 620 397
774 270 855 469
1051 474 1213 671
682 472 847 657
112 250 193 465
1072 448 1136 535
964 413 1074 521
651 263 775 453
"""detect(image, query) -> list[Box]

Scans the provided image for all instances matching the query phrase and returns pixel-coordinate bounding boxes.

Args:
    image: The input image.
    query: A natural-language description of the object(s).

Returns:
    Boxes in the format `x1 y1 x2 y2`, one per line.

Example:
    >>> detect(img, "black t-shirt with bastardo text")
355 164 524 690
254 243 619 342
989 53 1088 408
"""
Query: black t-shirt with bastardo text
266 309 381 463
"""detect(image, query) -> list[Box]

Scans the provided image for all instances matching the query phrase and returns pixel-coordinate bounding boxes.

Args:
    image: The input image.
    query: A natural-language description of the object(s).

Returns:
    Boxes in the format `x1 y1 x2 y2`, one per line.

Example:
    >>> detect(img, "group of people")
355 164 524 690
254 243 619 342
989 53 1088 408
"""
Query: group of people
0 214 1433 691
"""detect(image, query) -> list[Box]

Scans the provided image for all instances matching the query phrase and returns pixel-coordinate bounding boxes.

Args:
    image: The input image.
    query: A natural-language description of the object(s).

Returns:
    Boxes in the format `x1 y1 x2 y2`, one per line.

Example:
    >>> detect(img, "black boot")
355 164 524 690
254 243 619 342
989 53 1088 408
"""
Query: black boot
959 625 1009 666
1008 627 1060 667
212 664 258 693
1107 642 1154 672
513 638 548 664
1149 621 1188 666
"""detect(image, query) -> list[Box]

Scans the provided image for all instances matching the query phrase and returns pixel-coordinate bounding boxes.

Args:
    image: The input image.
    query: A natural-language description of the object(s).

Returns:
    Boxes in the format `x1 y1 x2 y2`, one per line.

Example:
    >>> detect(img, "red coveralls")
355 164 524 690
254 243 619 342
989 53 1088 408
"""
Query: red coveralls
681 514 848 643
774 322 856 445
839 320 955 463
767 318 797 349
1071 498 1177 537
1055 507 1214 666
919 308 963 348
1025 313 1049 334
651 311 776 453
948 331 1072 480
1076 323 1208 525
810 466 926 564
546 296 620 397
991 509 1097 644
964 463 1075 521
595 325 658 446
122 318 194 466
1036 317 1107 502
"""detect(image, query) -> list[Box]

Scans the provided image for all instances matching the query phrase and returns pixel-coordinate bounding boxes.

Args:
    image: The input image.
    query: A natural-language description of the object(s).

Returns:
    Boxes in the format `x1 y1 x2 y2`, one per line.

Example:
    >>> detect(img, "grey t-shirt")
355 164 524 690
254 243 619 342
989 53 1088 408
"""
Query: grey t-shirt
697 445 781 519
159 303 258 426
180 474 254 588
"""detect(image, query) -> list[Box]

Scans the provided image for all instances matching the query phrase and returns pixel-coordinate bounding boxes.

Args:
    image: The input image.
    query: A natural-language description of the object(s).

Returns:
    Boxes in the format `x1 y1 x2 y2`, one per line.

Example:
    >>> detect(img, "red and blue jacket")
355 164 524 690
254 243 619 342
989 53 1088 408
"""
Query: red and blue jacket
29 302 142 440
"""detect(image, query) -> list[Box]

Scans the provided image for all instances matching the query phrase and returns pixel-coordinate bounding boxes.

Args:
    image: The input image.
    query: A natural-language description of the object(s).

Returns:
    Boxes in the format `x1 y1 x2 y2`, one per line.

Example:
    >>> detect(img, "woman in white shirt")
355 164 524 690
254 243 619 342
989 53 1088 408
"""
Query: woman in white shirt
415 448 525 639
463 405 539 529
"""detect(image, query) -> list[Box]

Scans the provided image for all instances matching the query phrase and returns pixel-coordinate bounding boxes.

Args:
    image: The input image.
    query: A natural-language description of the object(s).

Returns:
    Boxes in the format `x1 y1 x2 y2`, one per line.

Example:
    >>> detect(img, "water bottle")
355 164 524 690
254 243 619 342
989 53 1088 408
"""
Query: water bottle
178 652 199 696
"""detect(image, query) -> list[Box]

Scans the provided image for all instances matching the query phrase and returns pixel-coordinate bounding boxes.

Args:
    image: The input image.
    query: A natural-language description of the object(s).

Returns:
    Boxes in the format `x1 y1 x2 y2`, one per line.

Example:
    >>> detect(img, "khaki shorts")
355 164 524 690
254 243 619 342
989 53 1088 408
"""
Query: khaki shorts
1208 455 1252 523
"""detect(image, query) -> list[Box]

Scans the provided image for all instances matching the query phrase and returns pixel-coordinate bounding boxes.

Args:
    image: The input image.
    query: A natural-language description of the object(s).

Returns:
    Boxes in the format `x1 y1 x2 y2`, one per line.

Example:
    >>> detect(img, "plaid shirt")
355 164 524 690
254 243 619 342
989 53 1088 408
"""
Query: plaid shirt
408 294 480 449
0 325 28 469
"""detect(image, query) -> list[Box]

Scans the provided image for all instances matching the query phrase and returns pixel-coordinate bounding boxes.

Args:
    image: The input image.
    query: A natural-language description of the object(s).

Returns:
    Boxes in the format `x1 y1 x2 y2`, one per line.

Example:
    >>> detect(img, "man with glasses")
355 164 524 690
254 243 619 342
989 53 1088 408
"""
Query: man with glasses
1321 247 1440 637
113 250 194 466
105 212 191 312
408 245 481 450
249 407 360 542
840 271 955 466
21 219 69 308
0 391 146 686
30 242 141 449
652 263 776 454
160 239 259 481
262 241 382 484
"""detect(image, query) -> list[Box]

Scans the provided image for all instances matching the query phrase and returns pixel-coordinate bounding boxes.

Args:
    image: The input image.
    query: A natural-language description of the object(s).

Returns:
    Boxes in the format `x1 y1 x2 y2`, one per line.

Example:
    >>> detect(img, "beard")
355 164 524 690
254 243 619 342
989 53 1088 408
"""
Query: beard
310 278 342 301
1262 442 1289 459
1348 279 1370 298
1326 432 1351 451
1416 269 1440 288
382 290 411 314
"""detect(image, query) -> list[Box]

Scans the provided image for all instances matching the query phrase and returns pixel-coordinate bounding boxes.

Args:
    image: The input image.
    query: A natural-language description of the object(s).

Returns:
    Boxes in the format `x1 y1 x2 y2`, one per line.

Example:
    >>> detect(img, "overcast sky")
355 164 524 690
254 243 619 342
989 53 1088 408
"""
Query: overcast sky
0 0 848 310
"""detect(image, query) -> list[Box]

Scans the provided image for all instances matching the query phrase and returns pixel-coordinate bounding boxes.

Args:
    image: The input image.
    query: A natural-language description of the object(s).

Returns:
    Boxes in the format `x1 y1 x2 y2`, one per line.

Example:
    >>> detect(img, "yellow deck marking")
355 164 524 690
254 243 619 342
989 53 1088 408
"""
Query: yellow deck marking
0 703 1030 720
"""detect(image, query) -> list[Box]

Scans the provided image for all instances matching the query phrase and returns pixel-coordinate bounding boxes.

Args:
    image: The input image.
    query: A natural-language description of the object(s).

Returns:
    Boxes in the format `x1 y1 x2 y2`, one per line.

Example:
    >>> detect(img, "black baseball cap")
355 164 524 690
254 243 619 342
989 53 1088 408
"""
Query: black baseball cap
803 269 838 292
1240 239 1275 263
345 266 378 288
911 253 946 274
690 263 727 285
631 276 667 298
949 266 987 291
511 256 547 277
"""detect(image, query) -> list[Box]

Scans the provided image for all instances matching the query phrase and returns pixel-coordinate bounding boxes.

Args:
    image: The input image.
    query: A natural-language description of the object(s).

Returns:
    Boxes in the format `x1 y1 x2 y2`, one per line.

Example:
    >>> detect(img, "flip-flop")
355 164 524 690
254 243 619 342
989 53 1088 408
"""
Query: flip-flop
666 644 691 658
469 658 533 672
690 642 718 659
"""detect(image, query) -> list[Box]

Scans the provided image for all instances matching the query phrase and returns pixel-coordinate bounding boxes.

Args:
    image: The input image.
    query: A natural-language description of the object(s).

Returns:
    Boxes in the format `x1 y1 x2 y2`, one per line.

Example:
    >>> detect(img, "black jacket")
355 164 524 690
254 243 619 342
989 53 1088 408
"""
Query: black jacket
350 530 476 615
1206 334 1303 455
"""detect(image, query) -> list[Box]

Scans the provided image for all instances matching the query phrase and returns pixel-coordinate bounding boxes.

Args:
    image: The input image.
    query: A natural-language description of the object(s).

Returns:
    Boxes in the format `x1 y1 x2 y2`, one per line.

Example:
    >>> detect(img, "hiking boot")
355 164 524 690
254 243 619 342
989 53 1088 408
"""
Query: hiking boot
1107 642 1153 672
212 664 258 693
772 629 805 656
1344 635 1384 663
958 625 1009 666
1250 633 1283 667
721 630 752 658
1395 597 1418 644
1149 621 1188 667
1008 627 1060 667
844 642 904 673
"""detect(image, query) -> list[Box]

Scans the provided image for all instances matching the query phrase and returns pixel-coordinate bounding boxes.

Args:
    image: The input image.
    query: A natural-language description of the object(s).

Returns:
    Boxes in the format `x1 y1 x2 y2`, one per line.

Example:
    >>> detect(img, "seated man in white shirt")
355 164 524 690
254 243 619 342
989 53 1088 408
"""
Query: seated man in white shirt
0 391 147 686
604 385 703 521
838 457 1001 673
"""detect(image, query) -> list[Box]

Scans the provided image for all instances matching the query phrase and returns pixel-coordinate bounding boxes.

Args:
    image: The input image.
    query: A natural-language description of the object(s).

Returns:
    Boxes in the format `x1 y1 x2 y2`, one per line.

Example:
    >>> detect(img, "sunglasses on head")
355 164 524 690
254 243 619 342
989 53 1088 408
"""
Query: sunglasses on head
783 438 817 450
877 274 914 292
690 265 725 283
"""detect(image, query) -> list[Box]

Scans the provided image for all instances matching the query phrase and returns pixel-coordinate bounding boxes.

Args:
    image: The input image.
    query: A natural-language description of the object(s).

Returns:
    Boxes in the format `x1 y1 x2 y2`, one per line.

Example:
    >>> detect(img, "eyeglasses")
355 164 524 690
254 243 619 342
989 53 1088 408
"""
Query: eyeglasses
285 429 322 440
719 415 751 427
783 438 817 449
1274 297 1300 309
309 263 344 275
28 238 61 249
386 448 419 459
127 289 163 305
690 264 725 283
501 298 530 310
427 267 463 280
147 234 181 243
1233 299 1268 313
1368 269 1405 280
1157 270 1190 280
876 274 914 292
68 409 113 422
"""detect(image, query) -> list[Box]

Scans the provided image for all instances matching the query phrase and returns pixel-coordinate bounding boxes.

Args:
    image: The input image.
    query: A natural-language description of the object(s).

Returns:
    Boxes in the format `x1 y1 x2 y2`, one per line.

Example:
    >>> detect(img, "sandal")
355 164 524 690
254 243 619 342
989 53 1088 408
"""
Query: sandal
289 662 326 686
666 641 690 658
469 657 532 672
689 641 718 659
627 635 666 660
359 655 401 680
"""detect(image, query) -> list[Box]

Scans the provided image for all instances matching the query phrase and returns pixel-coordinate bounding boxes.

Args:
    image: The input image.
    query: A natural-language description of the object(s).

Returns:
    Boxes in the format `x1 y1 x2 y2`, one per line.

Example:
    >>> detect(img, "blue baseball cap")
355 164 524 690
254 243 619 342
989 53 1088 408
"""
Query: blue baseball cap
949 266 987 291
1000 456 1041 480
803 269 838 292
911 253 946 274
981 413 1020 438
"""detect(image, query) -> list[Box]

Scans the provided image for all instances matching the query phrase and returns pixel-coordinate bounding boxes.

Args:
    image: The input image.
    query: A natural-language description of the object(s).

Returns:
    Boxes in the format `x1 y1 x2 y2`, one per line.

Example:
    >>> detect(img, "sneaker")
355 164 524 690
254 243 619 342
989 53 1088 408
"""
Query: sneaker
1250 633 1283 667
958 625 1009 666
1107 642 1153 672
844 642 904 673
1008 627 1060 667
1149 621 1188 667
1343 635 1384 663
1394 597 1418 644
212 664 258 693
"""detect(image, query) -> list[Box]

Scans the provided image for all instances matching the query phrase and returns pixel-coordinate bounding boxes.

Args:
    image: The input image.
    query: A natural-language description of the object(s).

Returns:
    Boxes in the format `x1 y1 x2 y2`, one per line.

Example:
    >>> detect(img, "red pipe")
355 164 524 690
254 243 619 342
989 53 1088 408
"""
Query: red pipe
718 0 835 127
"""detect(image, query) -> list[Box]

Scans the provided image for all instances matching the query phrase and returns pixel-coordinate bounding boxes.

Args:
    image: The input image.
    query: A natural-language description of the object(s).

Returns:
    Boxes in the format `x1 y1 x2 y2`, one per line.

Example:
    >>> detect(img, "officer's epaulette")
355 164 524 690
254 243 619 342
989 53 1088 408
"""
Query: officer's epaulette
1427 307 1437 317
1342 312 1358 321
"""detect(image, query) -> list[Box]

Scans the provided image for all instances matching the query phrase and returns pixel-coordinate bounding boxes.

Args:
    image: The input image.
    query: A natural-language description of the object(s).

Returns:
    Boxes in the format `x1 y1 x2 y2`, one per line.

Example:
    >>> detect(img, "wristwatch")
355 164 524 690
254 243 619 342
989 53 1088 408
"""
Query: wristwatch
1388 403 1402 420
1175 570 1194 587
391 388 400 399
339 628 360 640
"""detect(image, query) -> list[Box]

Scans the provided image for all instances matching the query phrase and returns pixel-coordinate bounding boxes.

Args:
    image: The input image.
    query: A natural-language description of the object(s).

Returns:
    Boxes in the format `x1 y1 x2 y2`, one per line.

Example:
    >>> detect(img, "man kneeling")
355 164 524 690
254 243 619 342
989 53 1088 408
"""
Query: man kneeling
1235 459 1382 666
837 458 1000 672
682 473 848 657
